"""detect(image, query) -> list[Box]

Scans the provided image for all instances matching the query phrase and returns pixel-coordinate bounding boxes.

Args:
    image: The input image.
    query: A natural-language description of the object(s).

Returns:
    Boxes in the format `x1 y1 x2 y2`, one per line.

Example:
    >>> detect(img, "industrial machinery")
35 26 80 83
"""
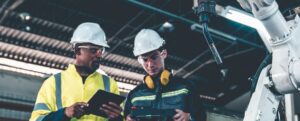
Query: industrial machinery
194 0 300 120
237 0 300 120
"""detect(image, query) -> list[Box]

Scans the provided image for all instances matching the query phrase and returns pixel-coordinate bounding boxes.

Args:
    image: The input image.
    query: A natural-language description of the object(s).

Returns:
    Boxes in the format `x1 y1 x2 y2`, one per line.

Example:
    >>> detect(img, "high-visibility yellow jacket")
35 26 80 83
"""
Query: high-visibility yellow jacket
30 64 120 121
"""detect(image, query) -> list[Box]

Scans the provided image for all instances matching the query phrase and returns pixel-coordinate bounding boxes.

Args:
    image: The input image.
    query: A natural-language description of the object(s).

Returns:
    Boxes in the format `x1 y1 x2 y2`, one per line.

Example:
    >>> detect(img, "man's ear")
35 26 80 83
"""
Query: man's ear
161 49 167 59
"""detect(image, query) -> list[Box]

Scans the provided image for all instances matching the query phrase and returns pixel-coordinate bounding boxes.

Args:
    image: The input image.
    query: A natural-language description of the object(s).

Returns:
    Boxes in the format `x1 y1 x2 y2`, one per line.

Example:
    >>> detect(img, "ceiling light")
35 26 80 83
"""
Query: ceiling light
217 92 225 98
159 21 175 32
162 21 173 28
0 58 61 75
0 58 136 92
19 12 31 21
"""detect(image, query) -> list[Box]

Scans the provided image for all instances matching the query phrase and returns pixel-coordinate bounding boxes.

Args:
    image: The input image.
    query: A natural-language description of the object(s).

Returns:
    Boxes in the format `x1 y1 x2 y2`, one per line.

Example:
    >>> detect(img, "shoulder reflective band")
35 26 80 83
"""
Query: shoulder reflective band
131 88 189 103
33 103 50 111
54 73 62 110
102 75 110 92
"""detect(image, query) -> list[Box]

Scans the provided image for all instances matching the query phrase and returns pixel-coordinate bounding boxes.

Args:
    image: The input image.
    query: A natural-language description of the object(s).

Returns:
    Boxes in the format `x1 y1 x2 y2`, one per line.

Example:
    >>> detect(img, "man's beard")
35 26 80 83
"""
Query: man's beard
91 60 100 71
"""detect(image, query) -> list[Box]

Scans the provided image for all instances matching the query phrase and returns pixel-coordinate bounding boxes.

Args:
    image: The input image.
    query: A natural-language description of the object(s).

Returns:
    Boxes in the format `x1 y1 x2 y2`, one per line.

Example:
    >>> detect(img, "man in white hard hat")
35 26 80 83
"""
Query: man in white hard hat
124 29 206 121
30 22 123 121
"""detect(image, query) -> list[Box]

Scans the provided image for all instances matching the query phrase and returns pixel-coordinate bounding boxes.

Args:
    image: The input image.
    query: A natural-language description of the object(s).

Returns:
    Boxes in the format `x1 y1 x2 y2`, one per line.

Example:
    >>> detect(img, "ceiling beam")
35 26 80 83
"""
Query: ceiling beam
0 0 24 24
0 41 144 83
124 0 265 49
183 48 256 78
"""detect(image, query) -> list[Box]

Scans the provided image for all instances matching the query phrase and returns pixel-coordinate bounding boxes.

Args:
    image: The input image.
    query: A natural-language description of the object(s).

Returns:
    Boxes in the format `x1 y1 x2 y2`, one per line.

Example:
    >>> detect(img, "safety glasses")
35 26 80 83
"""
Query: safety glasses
137 50 164 64
77 45 105 54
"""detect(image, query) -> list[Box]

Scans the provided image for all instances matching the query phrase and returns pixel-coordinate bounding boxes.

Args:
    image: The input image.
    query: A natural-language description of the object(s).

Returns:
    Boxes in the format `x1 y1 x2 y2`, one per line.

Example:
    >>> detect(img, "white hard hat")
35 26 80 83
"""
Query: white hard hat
70 22 109 48
133 29 165 56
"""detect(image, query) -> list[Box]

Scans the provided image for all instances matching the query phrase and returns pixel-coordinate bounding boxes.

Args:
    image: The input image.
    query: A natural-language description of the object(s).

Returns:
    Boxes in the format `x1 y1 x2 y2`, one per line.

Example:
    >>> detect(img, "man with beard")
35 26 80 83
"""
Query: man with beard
124 29 206 121
30 22 123 121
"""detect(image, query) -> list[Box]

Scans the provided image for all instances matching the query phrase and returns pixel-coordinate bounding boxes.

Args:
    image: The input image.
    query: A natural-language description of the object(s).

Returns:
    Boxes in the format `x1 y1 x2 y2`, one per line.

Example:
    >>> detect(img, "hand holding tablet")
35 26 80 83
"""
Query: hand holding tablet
86 89 125 117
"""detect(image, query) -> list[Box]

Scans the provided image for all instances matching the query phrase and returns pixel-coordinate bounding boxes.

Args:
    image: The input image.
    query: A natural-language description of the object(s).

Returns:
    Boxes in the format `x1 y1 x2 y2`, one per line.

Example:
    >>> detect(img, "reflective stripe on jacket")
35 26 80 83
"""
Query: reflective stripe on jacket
30 64 120 121
124 76 206 121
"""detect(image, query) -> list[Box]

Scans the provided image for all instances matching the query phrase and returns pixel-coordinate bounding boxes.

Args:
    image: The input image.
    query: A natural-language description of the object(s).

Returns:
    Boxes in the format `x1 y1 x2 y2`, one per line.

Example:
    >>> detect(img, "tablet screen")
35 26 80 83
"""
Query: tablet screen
86 89 125 117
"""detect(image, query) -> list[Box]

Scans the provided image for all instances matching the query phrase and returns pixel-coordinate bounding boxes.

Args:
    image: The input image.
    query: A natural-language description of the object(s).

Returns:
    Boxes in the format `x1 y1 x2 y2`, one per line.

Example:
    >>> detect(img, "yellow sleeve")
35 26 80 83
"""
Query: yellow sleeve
29 76 56 121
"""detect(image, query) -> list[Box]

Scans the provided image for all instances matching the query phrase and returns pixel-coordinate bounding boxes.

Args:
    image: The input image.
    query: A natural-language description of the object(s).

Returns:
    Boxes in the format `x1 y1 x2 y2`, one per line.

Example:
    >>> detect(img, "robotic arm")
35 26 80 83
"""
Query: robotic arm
237 0 300 120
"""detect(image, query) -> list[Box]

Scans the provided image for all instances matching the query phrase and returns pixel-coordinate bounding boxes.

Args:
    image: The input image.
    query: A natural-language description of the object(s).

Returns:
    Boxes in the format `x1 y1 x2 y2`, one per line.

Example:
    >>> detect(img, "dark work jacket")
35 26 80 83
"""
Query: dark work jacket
124 76 206 121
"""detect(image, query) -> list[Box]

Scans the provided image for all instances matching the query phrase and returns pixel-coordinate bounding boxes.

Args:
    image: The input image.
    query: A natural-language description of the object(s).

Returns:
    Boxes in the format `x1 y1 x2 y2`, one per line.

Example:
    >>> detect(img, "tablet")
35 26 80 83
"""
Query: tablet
86 89 125 117
131 108 176 120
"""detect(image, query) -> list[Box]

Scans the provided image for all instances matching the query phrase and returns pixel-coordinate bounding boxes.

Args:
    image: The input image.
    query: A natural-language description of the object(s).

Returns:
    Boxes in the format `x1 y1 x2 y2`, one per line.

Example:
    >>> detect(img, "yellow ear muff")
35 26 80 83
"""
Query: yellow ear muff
145 75 155 89
144 70 171 89
160 70 170 86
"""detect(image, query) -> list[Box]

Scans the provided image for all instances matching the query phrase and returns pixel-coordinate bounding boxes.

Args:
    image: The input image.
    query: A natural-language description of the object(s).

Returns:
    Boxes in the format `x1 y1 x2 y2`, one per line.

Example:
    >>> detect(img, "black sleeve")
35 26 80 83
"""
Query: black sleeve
188 86 207 121
124 93 133 118
42 108 71 121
